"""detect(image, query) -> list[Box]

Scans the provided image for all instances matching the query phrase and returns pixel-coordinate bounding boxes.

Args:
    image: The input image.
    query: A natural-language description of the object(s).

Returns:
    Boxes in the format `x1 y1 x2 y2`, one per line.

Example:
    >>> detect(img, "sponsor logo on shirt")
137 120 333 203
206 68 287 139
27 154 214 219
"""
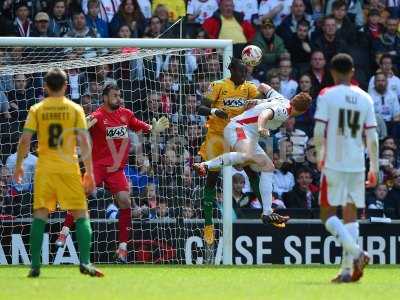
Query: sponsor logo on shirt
106 125 128 139
223 98 246 107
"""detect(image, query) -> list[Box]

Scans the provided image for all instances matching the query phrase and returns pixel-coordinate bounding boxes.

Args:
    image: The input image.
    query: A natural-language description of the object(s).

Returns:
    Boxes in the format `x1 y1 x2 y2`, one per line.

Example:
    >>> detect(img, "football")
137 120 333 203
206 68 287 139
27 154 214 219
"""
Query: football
241 45 262 66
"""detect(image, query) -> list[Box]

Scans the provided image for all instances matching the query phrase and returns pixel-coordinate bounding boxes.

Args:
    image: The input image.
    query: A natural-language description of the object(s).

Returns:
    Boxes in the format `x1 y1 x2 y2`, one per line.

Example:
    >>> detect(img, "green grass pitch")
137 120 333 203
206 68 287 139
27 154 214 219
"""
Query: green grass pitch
1 265 399 300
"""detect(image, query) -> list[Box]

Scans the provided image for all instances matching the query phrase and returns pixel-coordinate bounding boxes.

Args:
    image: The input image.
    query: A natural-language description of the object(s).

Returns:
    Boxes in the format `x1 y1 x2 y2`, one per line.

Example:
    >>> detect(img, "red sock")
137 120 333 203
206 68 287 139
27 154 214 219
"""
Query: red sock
64 211 74 229
118 208 131 243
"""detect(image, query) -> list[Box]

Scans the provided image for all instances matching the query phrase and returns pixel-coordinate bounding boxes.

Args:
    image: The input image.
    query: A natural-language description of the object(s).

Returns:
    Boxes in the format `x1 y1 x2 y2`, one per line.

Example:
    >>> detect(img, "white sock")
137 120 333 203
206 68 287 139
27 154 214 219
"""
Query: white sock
340 222 359 275
260 172 273 215
341 250 352 275
61 226 70 236
205 152 246 169
119 242 127 251
325 216 361 257
345 222 359 244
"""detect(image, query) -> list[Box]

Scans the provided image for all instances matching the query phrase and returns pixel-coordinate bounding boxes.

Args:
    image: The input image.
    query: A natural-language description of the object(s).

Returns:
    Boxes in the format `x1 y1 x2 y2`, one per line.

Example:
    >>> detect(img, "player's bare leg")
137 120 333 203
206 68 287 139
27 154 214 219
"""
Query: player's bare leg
70 209 104 277
28 207 49 278
56 211 74 247
115 191 131 263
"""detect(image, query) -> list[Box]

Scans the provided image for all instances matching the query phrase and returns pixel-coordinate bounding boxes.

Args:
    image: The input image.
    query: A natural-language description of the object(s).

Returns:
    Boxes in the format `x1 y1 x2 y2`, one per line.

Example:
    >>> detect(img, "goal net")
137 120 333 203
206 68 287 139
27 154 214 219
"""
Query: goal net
0 37 233 265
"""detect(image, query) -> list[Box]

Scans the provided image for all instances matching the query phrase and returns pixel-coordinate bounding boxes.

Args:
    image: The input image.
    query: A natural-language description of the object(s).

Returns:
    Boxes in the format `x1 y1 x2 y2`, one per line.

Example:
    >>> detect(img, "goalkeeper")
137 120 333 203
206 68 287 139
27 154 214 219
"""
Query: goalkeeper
198 58 288 247
56 83 169 263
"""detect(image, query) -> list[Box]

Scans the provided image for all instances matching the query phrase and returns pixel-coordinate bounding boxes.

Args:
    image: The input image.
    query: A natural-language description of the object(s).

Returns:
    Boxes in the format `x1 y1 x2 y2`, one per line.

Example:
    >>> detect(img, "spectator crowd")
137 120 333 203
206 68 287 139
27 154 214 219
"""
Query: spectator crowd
1 0 400 220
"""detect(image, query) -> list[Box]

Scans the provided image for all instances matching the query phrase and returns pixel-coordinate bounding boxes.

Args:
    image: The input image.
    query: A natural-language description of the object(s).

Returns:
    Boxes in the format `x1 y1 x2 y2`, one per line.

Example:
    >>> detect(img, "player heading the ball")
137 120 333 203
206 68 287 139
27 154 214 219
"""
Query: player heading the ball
197 58 288 254
195 88 312 227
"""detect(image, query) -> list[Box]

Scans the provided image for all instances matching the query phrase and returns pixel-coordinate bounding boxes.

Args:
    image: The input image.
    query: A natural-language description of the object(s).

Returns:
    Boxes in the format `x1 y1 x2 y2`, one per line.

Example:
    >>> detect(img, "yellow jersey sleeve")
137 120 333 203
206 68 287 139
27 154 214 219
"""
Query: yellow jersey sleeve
24 105 38 133
75 106 88 130
204 81 223 104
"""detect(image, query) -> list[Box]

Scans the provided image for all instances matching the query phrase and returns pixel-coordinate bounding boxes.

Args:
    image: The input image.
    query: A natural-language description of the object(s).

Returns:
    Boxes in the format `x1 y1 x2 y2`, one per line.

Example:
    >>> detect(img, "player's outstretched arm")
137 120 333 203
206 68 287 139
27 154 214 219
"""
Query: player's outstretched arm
197 97 228 119
255 83 287 103
78 130 95 195
313 121 326 170
365 127 379 188
257 83 273 97
14 131 33 183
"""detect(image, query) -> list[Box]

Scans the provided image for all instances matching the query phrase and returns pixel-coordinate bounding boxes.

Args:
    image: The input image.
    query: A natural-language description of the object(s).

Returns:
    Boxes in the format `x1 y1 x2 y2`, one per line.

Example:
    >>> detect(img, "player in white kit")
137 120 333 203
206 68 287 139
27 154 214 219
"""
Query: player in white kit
194 88 312 227
313 54 379 283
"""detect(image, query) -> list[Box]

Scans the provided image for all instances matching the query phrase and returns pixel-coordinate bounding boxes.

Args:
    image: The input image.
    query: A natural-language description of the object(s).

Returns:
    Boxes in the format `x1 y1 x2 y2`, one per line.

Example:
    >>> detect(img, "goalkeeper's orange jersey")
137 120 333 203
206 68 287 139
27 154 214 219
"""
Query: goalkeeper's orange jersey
23 96 87 174
204 78 258 135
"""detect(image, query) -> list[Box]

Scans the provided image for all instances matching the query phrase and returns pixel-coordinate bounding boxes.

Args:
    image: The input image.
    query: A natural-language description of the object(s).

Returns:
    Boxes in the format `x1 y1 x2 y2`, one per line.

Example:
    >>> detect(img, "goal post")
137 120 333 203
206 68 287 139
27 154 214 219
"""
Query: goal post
222 165 233 265
0 36 233 52
0 37 234 265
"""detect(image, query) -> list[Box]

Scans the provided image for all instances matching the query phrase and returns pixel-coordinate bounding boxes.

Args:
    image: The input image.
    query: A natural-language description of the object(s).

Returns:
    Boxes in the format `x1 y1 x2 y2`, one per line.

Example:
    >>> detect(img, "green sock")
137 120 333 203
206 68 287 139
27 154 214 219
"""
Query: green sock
29 218 46 269
248 174 262 202
75 218 92 265
203 186 215 226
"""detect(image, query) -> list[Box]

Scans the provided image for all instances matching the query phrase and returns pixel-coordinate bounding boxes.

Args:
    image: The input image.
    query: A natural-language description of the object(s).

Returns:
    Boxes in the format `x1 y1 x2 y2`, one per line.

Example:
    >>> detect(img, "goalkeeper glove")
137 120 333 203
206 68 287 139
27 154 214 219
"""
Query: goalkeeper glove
151 116 169 134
